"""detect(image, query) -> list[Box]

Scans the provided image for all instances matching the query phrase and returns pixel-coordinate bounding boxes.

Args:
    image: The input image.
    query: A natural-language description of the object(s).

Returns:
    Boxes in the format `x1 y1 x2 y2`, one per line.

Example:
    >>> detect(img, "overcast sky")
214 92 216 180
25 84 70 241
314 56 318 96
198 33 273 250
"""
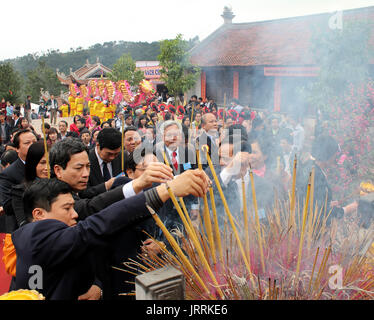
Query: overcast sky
1 0 374 61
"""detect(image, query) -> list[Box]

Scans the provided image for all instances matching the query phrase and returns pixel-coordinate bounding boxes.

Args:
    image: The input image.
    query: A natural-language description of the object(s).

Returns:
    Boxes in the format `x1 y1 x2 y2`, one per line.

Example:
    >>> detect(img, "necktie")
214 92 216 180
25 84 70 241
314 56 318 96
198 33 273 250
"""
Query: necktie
171 151 178 171
102 162 111 182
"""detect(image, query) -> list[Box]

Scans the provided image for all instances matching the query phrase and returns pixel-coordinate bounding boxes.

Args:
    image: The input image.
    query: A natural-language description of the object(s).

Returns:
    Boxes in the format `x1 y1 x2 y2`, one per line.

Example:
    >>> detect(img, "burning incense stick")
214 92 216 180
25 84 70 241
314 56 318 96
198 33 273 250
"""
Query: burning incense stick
249 168 265 274
196 147 216 264
290 154 297 225
162 151 197 239
190 102 195 130
165 184 224 299
121 119 125 173
209 186 224 266
146 204 214 298
308 247 320 294
178 196 199 241
203 145 254 279
222 93 226 127
41 117 50 179
295 173 311 283
242 177 251 265
287 154 297 264
307 167 315 252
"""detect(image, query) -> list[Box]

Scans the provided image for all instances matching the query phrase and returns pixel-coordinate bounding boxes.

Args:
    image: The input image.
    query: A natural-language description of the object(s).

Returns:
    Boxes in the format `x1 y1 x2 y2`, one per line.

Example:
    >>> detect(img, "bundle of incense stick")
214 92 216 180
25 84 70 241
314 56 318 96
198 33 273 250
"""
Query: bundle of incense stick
121 148 374 300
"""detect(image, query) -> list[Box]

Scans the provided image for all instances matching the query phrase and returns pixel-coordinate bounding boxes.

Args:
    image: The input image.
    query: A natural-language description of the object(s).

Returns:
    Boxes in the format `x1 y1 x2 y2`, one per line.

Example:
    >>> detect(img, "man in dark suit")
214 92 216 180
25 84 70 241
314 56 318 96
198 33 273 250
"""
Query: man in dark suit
46 94 59 125
156 120 197 176
154 120 200 243
10 111 21 130
88 127 122 186
204 135 252 227
104 147 172 299
0 129 37 233
24 95 32 123
76 127 123 199
49 137 175 220
12 171 209 300
196 112 220 170
0 111 11 146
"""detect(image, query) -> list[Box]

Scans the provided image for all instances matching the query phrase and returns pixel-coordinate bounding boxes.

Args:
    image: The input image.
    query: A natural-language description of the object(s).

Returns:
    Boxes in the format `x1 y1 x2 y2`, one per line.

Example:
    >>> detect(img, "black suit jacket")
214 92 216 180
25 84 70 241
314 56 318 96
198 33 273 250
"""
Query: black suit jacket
78 148 123 199
102 181 194 300
46 98 58 110
204 165 241 228
0 122 11 145
196 130 220 170
0 158 25 232
156 143 197 176
24 99 31 111
10 117 20 130
12 192 151 300
88 147 122 186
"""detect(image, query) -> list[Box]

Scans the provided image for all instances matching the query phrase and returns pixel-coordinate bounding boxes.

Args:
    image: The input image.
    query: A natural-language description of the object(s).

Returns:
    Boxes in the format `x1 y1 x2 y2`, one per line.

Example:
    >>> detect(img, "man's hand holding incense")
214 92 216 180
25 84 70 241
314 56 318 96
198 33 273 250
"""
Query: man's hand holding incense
133 162 174 194
156 169 211 202
226 151 251 179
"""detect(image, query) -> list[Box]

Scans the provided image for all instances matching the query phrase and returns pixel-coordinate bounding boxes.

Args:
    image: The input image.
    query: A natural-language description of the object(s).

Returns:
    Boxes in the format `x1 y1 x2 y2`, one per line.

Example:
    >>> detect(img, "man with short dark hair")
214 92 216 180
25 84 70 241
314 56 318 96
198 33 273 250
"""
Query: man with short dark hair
206 134 252 226
196 112 219 169
76 117 86 135
124 114 133 128
11 112 20 130
46 94 59 125
12 171 209 299
0 129 37 233
40 122 50 136
58 120 68 140
0 111 11 145
124 126 141 155
49 137 174 216
38 101 47 118
80 128 92 148
88 127 122 189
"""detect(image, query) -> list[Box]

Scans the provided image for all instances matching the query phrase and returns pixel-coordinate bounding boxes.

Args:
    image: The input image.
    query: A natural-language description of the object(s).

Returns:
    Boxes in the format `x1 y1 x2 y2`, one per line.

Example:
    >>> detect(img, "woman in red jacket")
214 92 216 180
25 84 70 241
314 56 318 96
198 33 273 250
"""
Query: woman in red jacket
69 115 81 134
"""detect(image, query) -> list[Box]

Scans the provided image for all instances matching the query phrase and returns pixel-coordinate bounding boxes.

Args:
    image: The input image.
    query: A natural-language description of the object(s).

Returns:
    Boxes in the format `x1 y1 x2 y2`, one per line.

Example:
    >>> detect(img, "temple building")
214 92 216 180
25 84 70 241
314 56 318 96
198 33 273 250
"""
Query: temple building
189 6 374 114
56 58 113 87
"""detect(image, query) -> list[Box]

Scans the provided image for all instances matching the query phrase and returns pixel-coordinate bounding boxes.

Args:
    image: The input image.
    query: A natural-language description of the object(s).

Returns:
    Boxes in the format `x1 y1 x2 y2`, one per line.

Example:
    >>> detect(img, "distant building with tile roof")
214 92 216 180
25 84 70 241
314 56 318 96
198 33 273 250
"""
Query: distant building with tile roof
189 6 374 113
56 57 112 87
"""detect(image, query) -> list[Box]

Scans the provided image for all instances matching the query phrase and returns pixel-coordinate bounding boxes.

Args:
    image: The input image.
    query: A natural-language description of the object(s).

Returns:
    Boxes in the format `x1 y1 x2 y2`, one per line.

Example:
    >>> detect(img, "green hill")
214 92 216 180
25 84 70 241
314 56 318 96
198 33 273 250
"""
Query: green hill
2 40 162 76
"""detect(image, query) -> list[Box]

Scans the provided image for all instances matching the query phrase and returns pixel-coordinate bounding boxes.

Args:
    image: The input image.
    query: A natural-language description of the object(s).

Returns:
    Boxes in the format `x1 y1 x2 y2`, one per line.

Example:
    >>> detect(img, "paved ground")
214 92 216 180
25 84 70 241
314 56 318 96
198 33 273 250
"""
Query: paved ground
31 116 74 135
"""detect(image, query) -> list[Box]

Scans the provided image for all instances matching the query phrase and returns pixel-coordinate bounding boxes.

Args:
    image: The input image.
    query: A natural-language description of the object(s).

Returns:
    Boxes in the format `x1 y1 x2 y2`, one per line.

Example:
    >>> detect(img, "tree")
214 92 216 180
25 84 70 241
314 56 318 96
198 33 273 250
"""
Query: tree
25 60 65 103
158 34 200 100
0 62 23 104
303 19 373 113
108 53 144 88
300 19 374 199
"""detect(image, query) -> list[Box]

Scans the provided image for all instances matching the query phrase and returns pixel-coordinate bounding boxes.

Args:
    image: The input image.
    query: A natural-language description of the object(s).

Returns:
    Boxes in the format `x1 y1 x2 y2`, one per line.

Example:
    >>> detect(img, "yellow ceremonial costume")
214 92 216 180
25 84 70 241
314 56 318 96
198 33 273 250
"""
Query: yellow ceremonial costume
0 290 45 300
93 100 101 118
76 97 84 116
105 103 116 121
59 104 69 118
96 102 105 122
88 99 95 116
68 95 76 117
103 106 111 122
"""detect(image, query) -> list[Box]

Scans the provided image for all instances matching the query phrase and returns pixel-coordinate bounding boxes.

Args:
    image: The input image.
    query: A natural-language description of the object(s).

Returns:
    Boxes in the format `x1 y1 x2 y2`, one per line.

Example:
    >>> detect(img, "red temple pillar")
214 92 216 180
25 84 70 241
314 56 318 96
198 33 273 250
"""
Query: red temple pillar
274 77 281 112
233 71 239 100
201 71 206 100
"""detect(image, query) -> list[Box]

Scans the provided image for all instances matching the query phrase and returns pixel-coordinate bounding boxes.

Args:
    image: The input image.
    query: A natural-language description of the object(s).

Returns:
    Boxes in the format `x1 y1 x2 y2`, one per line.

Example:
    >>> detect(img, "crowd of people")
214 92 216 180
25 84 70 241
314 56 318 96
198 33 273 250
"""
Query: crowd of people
0 92 360 300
